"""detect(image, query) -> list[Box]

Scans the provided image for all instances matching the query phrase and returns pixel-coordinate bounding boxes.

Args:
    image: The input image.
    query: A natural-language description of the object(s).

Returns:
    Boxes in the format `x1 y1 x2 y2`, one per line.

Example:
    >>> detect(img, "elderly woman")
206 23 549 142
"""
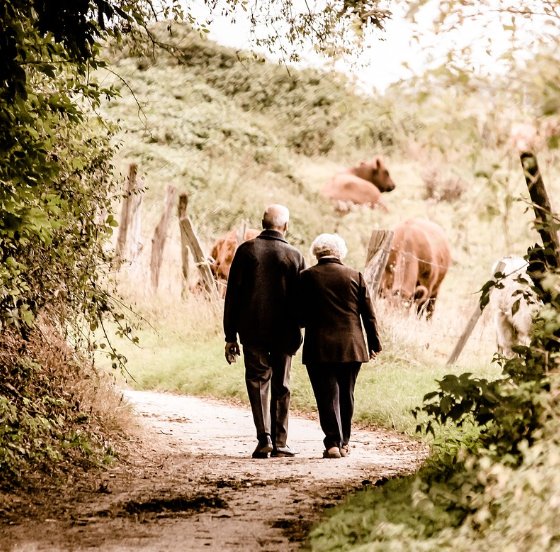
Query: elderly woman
299 234 382 458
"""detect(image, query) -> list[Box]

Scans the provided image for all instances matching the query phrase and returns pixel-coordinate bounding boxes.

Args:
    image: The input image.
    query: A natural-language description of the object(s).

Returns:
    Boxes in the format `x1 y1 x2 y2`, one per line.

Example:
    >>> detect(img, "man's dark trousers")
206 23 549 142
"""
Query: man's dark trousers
243 345 291 448
306 362 361 449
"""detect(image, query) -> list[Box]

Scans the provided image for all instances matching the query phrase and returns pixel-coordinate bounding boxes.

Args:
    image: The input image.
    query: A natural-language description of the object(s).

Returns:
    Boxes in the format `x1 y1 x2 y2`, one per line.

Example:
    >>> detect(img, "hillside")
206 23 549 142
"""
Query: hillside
102 23 403 263
102 24 549 308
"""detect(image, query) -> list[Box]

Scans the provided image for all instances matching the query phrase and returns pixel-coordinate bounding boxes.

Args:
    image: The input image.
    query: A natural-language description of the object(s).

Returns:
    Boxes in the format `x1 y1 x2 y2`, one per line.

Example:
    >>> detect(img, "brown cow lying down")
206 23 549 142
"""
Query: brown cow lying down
208 227 260 295
380 218 451 318
321 157 396 212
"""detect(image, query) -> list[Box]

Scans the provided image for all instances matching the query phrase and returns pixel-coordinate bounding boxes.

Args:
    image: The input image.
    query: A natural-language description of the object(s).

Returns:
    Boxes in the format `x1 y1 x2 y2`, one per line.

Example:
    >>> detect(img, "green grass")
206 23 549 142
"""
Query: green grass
103 291 501 437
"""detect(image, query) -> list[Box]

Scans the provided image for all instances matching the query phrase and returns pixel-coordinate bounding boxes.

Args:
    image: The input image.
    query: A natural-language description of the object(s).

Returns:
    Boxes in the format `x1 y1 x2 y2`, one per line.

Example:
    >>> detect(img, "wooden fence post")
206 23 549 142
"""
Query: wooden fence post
236 219 249 249
150 185 178 292
364 229 394 301
446 260 506 366
520 151 560 268
116 163 143 268
178 193 190 299
178 209 220 301
127 179 143 275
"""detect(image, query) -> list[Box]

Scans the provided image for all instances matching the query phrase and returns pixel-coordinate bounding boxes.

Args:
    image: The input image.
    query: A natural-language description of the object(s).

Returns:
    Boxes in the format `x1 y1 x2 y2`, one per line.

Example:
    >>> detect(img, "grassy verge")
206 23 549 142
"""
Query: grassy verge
103 290 500 437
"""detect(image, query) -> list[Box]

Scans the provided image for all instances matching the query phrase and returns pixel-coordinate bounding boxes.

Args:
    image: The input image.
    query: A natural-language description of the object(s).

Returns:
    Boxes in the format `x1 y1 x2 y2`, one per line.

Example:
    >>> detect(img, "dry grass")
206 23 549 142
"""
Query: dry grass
0 317 140 481
422 166 467 203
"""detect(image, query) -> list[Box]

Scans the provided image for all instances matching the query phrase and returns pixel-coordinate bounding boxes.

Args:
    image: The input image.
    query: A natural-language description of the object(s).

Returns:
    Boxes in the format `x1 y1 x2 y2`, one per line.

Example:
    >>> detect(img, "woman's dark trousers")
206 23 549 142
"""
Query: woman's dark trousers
306 362 361 450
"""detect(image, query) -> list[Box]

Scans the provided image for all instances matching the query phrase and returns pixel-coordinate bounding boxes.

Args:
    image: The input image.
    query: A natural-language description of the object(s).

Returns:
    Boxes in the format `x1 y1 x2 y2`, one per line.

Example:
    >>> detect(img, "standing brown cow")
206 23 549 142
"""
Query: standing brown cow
321 157 396 211
380 218 451 318
208 227 260 295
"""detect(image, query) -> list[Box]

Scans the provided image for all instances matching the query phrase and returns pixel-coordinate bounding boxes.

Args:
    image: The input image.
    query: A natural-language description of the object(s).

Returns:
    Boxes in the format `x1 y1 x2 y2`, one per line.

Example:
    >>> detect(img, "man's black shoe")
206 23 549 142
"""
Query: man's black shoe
252 436 273 458
271 445 298 458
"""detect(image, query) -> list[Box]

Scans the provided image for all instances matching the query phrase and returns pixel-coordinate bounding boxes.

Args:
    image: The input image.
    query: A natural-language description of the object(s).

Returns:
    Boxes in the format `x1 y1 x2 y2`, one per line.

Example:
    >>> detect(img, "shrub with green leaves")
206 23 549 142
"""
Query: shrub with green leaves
309 374 560 552
107 22 405 160
413 243 559 465
0 2 124 332
0 0 149 481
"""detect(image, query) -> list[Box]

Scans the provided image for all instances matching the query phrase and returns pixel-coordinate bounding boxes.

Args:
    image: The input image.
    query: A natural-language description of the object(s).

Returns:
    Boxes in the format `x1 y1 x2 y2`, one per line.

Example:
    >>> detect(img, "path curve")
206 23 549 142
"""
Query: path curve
1 389 427 552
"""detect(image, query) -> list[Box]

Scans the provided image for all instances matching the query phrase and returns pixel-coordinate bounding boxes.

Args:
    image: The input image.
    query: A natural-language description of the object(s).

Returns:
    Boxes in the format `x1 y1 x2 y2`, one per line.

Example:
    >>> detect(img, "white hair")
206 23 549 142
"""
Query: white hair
263 204 290 229
311 233 348 260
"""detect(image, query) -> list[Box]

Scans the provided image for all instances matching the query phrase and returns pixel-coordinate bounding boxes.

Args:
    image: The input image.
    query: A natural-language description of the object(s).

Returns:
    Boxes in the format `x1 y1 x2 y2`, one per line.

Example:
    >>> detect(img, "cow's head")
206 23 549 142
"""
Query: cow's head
355 157 396 193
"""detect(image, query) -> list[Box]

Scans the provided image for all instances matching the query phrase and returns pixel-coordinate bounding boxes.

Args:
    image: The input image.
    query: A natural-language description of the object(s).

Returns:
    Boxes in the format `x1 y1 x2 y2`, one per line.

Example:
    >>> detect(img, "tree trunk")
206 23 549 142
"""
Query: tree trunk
520 151 560 268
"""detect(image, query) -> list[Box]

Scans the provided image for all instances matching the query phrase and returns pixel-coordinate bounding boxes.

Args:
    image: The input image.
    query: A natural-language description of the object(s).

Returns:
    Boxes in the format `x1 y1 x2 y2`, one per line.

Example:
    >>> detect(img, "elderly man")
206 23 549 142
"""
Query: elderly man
299 233 381 459
223 204 306 458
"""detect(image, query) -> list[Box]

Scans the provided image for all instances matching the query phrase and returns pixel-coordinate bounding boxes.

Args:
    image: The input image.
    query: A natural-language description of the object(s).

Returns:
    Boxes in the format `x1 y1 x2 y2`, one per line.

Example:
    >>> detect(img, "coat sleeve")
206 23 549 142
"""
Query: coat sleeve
358 272 382 353
223 248 244 343
297 270 310 329
293 252 308 328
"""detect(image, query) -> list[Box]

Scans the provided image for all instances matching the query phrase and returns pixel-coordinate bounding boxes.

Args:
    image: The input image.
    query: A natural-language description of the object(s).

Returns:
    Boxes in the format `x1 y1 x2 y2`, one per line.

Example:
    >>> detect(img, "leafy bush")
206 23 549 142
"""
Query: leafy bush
108 22 405 159
0 320 124 483
413 243 560 465
0 0 157 482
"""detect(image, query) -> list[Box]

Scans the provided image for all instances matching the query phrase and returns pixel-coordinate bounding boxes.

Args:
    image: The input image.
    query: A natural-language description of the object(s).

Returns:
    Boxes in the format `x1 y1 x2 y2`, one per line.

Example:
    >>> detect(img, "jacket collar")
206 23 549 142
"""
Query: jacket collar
317 257 343 265
257 229 288 243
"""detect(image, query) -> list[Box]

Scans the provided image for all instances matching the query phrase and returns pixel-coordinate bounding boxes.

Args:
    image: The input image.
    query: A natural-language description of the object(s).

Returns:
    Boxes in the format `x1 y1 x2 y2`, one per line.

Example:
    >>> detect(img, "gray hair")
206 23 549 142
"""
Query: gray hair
262 204 290 229
311 233 348 260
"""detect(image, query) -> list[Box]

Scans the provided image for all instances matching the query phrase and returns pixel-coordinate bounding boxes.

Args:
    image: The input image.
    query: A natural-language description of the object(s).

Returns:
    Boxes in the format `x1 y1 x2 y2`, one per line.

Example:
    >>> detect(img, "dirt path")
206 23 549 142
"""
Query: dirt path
1 389 427 552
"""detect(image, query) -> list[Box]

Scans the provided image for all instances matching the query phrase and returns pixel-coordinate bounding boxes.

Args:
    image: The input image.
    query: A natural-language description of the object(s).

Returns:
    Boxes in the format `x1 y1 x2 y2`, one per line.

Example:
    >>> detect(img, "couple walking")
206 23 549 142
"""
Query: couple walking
224 204 382 459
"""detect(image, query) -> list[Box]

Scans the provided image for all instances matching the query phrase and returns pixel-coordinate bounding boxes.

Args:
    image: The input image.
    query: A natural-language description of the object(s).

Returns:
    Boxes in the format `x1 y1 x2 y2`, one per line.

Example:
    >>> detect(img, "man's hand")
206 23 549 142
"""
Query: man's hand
369 350 378 361
225 342 240 364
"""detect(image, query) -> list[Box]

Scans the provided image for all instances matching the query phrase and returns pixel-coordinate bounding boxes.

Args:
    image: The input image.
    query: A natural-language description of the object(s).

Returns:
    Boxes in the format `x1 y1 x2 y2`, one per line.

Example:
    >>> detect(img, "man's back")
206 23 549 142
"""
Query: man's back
224 230 305 355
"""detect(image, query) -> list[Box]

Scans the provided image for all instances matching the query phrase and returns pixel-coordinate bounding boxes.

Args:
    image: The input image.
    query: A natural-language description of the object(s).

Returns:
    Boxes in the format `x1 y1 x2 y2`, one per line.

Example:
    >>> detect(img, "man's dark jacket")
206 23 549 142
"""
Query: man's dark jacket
224 230 306 355
299 257 381 365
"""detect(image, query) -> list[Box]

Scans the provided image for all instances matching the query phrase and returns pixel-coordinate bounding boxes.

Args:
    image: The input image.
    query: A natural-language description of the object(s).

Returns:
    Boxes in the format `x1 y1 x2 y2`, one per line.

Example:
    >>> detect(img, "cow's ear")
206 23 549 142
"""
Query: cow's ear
359 161 366 167
375 157 381 169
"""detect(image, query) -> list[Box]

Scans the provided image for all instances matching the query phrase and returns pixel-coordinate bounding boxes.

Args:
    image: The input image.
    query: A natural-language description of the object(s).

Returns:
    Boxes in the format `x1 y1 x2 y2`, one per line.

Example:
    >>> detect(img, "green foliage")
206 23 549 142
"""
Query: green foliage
413 370 548 464
0 1 128 331
0 324 118 482
0 0 170 482
413 241 560 465
310 376 560 552
309 472 470 551
107 23 405 160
